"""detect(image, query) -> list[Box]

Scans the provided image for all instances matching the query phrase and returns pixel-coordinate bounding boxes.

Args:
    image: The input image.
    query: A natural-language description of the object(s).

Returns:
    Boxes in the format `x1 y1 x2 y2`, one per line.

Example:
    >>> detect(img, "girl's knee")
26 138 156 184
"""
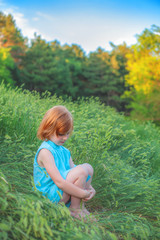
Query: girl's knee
77 165 88 178
67 165 88 182
81 163 94 177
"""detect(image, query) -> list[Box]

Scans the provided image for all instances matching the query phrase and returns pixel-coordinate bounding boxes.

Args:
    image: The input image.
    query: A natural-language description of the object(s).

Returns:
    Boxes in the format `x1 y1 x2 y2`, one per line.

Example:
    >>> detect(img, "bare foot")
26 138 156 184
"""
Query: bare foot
69 207 97 222
82 207 97 222
82 207 90 215
69 208 86 220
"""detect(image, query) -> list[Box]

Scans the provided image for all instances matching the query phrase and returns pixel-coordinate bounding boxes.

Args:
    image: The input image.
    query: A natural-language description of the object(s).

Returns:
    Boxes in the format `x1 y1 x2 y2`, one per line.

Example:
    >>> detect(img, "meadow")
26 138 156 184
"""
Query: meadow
0 82 160 240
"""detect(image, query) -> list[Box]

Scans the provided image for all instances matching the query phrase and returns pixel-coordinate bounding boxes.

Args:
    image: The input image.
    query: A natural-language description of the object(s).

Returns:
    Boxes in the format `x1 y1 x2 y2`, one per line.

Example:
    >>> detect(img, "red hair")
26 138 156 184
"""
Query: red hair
37 105 73 140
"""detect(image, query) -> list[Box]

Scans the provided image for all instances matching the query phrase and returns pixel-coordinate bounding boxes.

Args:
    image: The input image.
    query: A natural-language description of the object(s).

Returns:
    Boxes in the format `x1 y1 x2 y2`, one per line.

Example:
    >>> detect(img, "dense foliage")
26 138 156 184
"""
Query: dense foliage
0 48 16 86
1 11 160 121
0 83 160 239
124 25 160 122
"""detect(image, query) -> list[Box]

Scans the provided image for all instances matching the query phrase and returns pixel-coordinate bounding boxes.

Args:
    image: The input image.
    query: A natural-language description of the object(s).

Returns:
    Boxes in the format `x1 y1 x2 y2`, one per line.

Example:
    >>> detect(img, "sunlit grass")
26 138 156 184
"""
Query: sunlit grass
0 82 160 239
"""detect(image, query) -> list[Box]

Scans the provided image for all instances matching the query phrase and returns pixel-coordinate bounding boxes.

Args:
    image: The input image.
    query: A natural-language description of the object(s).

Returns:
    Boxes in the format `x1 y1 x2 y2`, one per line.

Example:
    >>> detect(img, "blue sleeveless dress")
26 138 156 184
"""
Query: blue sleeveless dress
33 140 75 203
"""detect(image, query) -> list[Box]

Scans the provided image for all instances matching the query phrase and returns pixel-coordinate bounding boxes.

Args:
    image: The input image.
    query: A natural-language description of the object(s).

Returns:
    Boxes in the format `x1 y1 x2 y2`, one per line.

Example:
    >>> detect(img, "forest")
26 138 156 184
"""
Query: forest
0 11 160 122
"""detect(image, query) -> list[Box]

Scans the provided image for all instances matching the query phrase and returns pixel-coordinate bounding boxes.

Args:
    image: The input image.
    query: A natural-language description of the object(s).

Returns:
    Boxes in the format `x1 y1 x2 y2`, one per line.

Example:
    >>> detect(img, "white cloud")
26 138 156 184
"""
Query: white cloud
1 6 52 41
32 17 39 22
36 11 56 22
3 8 39 38
114 36 137 47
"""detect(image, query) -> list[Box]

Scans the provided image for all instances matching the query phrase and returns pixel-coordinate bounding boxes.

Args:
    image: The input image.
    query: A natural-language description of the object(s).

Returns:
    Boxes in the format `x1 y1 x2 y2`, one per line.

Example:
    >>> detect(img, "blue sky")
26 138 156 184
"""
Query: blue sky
0 0 160 54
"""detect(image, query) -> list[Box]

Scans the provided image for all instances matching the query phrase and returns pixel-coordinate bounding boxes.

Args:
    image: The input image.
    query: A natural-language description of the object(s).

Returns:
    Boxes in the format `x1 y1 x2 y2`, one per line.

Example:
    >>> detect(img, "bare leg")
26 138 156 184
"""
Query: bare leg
61 164 93 219
79 164 94 215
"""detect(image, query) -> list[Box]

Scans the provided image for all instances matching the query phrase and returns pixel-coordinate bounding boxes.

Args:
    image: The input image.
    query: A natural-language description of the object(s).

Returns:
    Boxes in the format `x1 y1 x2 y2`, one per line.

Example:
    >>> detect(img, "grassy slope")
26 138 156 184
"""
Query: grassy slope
0 83 160 240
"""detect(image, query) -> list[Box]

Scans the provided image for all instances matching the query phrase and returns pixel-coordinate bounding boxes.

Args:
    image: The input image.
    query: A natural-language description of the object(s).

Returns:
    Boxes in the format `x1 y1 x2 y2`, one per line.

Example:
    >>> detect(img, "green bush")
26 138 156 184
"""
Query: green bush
0 82 160 239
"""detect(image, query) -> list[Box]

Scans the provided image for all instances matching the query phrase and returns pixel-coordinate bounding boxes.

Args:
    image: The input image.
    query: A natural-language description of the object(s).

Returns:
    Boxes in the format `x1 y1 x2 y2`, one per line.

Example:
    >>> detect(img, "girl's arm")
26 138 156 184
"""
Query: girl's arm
38 149 90 199
69 157 76 168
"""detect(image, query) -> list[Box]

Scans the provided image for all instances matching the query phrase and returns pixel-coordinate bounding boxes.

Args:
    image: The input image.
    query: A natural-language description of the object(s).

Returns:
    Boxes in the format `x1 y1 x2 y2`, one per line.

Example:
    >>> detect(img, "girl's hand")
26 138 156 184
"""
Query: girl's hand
83 186 96 202
83 189 92 199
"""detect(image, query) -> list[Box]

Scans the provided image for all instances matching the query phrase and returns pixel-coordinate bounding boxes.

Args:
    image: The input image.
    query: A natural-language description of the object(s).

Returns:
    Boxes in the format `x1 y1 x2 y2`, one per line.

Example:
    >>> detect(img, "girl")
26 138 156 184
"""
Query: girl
33 105 96 219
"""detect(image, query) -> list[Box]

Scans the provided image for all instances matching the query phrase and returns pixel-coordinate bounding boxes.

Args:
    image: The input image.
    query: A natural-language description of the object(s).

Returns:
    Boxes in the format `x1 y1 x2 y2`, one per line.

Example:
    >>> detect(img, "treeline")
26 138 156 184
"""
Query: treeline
0 11 160 120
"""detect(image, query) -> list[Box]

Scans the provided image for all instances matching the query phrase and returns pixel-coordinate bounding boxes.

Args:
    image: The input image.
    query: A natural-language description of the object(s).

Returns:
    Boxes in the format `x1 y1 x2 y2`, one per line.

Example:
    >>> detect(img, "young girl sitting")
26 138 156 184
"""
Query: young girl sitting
33 105 96 219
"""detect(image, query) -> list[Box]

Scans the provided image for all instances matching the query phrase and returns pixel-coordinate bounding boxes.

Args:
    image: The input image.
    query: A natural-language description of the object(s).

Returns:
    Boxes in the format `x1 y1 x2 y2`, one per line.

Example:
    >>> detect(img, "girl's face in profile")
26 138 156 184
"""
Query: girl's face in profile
50 131 70 146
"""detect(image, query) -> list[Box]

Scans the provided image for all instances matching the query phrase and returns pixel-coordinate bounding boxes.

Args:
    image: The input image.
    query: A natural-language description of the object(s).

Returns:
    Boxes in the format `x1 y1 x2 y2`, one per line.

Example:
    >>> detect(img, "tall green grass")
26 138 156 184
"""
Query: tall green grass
0 82 160 239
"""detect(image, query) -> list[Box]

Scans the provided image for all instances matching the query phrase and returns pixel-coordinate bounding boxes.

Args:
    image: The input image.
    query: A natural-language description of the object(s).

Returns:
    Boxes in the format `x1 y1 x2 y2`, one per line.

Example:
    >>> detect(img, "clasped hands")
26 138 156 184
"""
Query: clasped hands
83 185 96 201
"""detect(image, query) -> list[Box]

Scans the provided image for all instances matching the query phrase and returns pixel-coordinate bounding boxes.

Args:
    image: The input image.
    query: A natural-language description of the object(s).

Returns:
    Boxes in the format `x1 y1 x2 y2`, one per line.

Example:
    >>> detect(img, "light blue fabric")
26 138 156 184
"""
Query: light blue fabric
33 140 91 205
34 140 73 203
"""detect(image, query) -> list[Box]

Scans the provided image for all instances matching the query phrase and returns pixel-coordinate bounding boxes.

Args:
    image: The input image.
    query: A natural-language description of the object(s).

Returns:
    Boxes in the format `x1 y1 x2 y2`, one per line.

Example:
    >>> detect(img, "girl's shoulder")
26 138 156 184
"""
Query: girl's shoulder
36 141 55 155
37 140 70 157
39 141 52 150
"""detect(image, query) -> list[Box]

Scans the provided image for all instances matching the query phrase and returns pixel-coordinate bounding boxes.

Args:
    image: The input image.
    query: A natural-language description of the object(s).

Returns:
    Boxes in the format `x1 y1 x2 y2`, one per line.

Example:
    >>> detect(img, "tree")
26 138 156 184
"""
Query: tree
124 25 160 121
61 44 87 98
0 48 16 86
0 12 26 65
20 35 56 92
20 36 74 96
83 46 129 110
109 43 130 111
83 48 111 101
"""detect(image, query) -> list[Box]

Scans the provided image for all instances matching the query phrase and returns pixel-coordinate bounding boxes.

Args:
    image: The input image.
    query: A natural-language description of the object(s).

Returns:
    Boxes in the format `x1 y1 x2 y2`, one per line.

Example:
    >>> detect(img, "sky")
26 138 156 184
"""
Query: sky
0 0 160 54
